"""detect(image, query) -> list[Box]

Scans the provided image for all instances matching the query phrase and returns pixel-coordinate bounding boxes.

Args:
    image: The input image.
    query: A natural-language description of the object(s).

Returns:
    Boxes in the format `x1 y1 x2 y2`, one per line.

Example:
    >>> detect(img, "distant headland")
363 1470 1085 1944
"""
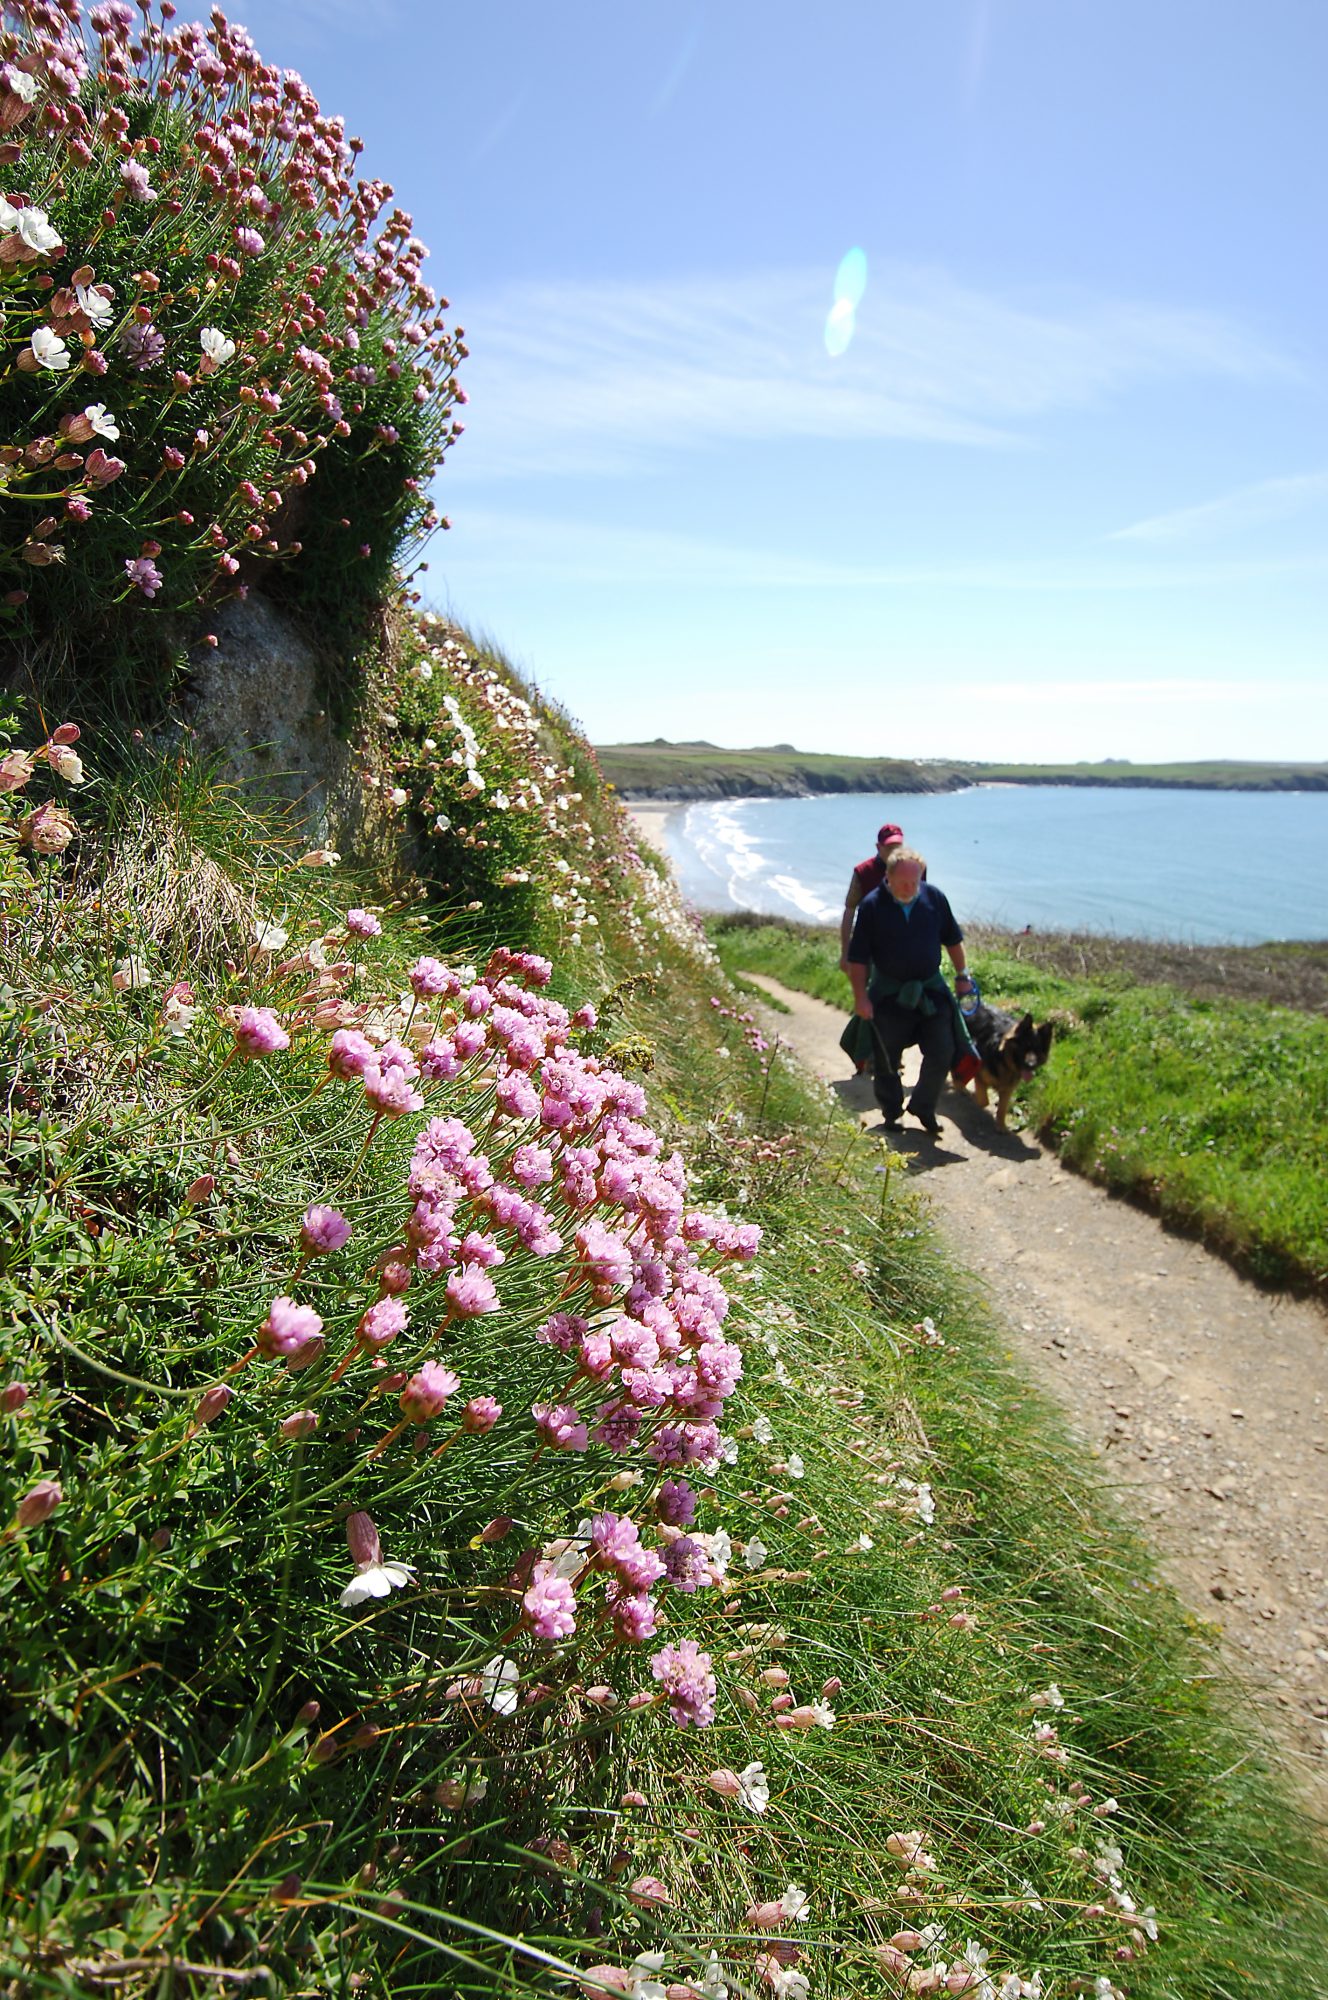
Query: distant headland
595 739 1328 800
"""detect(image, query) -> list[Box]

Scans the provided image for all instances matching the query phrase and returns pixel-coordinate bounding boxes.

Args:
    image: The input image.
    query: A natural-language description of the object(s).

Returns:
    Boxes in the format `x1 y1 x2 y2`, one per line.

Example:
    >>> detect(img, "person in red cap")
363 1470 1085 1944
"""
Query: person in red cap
838 822 906 974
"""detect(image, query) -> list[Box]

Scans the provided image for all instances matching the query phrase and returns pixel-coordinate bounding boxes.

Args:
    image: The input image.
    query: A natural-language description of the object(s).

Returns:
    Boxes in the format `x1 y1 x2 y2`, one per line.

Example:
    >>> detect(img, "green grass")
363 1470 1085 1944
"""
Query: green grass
709 913 1328 1295
3 655 1327 1999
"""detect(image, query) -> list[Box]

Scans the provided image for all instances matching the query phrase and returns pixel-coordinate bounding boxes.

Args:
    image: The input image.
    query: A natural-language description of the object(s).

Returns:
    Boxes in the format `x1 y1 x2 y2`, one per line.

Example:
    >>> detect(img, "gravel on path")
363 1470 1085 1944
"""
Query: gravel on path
745 971 1328 1812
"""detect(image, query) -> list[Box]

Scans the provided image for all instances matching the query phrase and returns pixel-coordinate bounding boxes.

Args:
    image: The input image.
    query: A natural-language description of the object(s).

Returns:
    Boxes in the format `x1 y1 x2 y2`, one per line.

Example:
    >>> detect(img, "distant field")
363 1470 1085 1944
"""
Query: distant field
597 738 1328 797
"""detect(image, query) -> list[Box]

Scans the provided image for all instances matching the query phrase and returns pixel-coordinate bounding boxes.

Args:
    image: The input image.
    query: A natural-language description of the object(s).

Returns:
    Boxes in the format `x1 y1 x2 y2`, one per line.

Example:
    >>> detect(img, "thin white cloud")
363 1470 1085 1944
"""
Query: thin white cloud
1109 470 1328 545
442 506 1324 594
651 21 702 116
451 262 1288 479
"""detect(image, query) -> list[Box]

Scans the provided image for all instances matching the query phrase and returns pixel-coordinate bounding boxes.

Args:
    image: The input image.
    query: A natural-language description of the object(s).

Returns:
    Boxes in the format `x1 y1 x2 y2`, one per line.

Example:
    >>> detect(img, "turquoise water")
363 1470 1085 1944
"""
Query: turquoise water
656 788 1328 945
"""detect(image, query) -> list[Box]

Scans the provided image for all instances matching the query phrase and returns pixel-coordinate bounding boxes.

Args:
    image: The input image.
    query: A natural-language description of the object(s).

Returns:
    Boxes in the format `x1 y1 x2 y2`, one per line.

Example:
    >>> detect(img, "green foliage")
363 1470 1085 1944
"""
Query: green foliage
0 4 461 718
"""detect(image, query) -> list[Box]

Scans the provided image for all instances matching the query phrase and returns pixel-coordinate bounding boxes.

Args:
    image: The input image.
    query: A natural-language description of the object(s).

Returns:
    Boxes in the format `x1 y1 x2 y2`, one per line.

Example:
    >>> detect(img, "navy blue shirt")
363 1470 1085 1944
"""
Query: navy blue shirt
848 881 963 988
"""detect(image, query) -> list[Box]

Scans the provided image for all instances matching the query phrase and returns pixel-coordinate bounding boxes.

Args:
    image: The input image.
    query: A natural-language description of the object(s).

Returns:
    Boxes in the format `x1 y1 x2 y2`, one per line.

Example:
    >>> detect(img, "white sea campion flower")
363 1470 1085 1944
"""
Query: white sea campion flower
29 326 70 370
779 1884 810 1922
2 67 37 105
480 1653 519 1716
111 956 152 992
743 1535 768 1571
1030 1683 1065 1711
17 204 61 254
75 283 114 328
252 918 289 952
339 1510 413 1608
199 325 235 369
852 1532 874 1552
752 1414 774 1446
786 1452 804 1479
82 404 120 441
737 1760 770 1813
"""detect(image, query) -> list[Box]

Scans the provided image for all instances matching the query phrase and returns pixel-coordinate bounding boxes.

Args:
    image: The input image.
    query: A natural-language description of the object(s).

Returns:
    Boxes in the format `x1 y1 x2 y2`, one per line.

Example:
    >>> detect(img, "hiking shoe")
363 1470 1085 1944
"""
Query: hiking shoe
911 1109 943 1137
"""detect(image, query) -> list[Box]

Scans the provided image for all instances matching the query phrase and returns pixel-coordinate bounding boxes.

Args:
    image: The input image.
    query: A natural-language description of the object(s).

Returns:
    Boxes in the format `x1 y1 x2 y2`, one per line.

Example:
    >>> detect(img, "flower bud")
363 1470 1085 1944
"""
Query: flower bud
17 1478 62 1527
194 1383 233 1426
1 1381 29 1413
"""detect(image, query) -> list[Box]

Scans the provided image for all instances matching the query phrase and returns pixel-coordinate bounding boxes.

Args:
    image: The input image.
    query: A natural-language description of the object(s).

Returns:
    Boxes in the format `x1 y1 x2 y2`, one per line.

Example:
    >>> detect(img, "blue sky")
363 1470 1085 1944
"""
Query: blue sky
241 1 1324 761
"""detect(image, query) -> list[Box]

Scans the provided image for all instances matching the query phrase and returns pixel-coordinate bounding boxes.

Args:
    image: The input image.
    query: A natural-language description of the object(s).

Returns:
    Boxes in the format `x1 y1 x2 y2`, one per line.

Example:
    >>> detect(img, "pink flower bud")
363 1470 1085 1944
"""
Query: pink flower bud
706 1768 742 1797
184 1173 215 1204
461 1395 501 1433
627 1876 671 1910
820 1676 842 1698
2 1381 29 1413
479 1515 513 1543
17 1478 62 1527
770 1692 793 1712
281 1410 319 1440
345 1510 381 1569
620 1791 647 1808
760 1666 789 1687
194 1383 233 1426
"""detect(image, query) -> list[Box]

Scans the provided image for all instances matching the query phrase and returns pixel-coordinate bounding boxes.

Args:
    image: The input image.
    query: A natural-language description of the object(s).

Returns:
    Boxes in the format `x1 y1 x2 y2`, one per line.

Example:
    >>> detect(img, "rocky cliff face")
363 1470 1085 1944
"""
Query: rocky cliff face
179 594 368 850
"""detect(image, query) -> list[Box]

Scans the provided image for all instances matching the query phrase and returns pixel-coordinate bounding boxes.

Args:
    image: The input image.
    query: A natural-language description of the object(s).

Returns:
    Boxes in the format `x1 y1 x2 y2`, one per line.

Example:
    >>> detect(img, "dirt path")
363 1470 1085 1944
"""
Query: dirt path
746 972 1328 1808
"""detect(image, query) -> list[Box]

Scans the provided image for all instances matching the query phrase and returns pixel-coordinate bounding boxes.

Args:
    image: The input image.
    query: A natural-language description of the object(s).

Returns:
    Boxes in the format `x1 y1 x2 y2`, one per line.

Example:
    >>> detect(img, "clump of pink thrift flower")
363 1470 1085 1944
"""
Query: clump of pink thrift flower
399 1362 460 1422
300 1205 351 1256
461 1396 502 1433
650 1639 716 1728
523 1571 576 1642
345 907 381 938
258 1296 323 1360
233 1006 289 1058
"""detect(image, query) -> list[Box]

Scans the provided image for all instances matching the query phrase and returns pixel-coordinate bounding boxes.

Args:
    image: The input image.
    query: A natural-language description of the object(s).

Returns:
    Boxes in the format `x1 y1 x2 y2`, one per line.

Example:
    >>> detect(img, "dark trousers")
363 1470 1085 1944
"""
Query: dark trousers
871 1002 956 1120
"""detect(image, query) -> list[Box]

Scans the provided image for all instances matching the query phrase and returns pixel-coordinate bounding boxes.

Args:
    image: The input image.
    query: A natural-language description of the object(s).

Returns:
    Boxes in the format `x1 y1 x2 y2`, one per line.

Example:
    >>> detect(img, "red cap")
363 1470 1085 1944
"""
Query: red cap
877 823 904 846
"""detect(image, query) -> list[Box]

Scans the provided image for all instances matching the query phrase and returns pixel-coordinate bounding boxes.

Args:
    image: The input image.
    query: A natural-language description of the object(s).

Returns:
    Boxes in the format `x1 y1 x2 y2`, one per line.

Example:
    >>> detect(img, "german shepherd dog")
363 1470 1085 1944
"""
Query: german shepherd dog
965 1003 1053 1128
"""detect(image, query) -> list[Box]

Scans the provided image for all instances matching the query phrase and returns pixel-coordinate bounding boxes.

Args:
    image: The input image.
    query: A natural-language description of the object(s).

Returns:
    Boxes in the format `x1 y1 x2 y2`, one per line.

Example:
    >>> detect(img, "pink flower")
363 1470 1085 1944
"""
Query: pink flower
16 1478 62 1527
1 1381 29 1413
445 1263 499 1318
522 1571 576 1641
258 1297 324 1359
461 1395 501 1433
358 1295 408 1352
363 1062 423 1117
656 1478 697 1527
341 1509 413 1607
235 225 265 255
399 1362 460 1422
627 1876 671 1910
610 1589 658 1643
21 803 77 854
300 1205 351 1256
533 1402 589 1452
281 1410 319 1439
407 954 454 998
124 553 163 598
419 1036 461 1081
327 1028 375 1078
649 1639 716 1728
233 1006 289 1058
345 907 381 938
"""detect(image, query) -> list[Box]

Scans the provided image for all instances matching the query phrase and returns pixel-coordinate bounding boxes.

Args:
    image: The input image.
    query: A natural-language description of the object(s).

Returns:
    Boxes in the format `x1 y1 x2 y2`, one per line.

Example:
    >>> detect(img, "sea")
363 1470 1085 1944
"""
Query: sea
650 788 1328 946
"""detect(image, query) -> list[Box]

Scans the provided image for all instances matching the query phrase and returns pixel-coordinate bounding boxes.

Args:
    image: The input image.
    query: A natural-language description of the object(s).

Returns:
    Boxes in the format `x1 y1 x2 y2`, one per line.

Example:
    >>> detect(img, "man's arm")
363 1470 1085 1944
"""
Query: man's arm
839 873 863 970
946 941 968 979
847 958 873 1019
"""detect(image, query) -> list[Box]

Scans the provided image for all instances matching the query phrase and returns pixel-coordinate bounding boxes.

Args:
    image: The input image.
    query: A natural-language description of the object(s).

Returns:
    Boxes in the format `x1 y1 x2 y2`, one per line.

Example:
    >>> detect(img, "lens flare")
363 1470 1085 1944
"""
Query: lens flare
824 297 856 358
834 245 868 309
825 246 867 358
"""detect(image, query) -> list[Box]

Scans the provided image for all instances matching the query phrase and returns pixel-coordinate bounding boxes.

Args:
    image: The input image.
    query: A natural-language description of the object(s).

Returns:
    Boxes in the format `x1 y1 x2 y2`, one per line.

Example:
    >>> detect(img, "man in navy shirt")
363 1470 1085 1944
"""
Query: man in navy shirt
847 846 973 1136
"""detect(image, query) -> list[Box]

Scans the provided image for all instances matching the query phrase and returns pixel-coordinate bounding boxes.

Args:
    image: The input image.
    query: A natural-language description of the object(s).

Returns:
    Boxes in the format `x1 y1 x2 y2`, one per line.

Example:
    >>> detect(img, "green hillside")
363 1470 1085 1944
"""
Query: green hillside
597 740 1328 797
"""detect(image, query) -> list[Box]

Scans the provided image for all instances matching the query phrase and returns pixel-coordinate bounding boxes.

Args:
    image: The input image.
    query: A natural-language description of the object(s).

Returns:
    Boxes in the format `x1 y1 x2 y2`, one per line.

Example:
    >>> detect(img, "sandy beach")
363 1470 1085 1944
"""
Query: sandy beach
625 801 682 852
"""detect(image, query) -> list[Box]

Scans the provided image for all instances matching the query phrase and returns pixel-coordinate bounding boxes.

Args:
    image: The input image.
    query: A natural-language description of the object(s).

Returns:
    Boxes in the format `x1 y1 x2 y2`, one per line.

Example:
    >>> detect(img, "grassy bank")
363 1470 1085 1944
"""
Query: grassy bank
4 635 1327 1998
708 914 1328 1295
